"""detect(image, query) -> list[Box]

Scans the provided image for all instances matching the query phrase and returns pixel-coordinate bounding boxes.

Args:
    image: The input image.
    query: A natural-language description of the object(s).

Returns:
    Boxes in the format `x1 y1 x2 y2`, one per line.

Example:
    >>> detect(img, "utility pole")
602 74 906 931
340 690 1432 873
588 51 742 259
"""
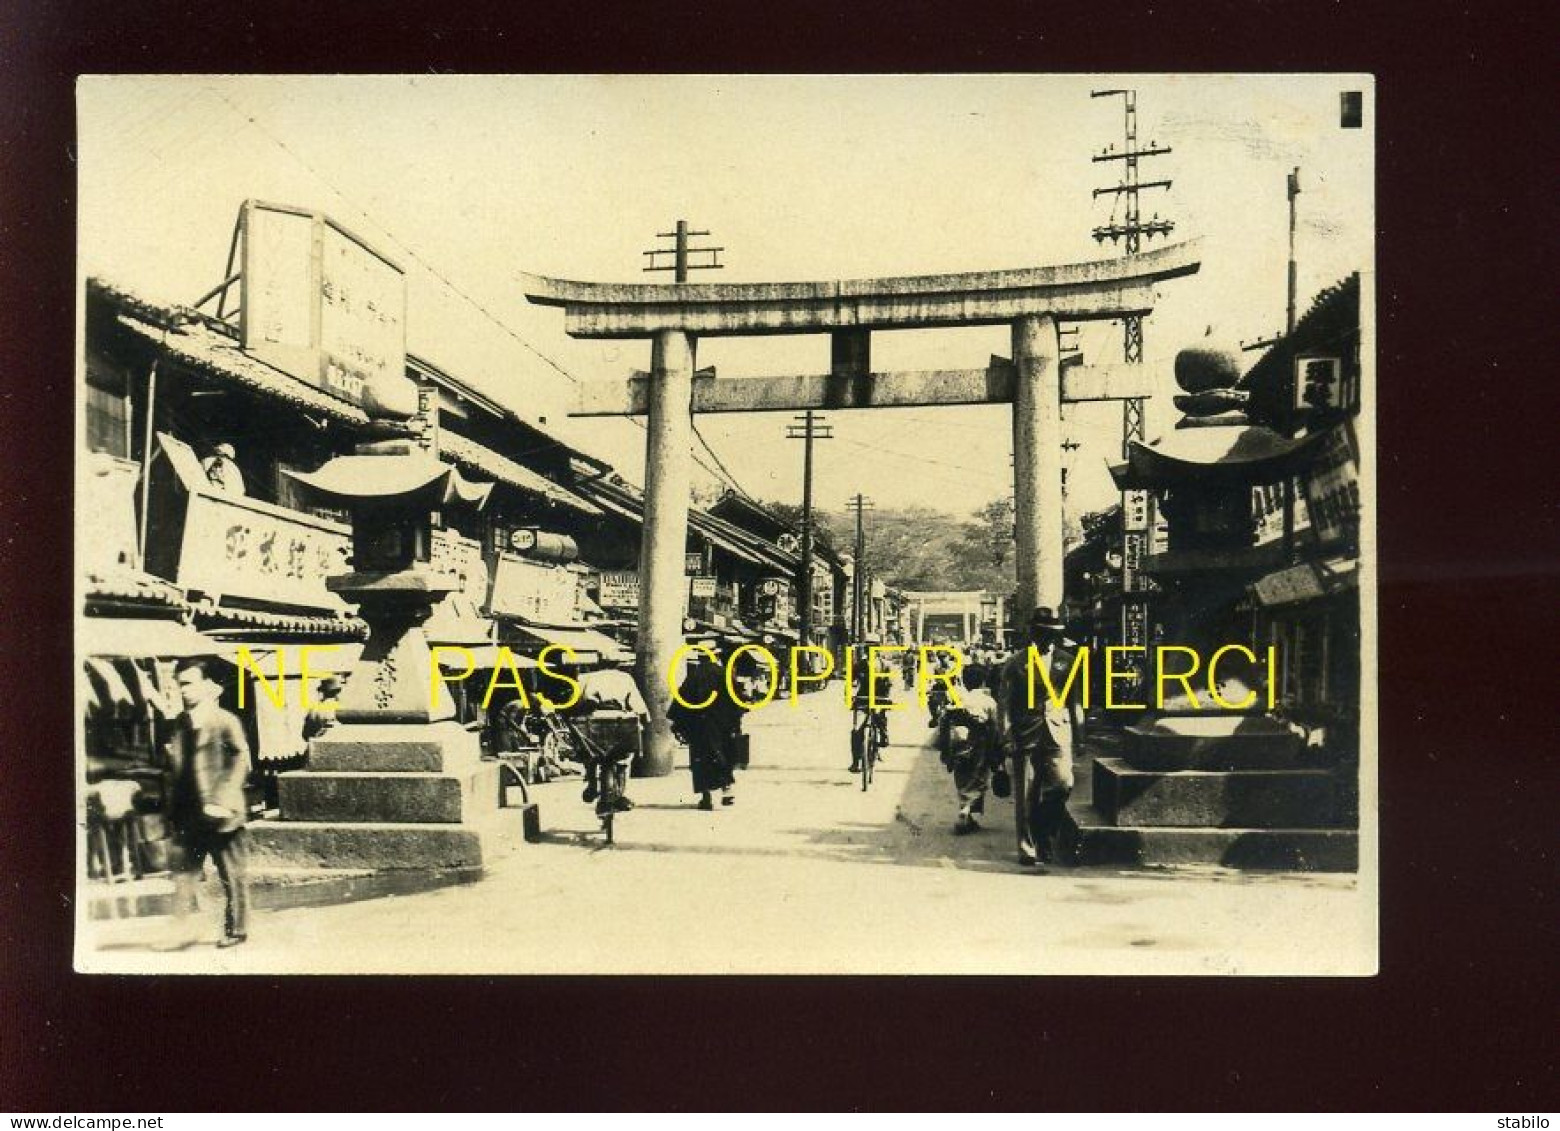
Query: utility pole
1286 167 1301 335
1237 170 1303 355
1282 168 1303 562
643 220 724 284
1092 87 1175 685
786 411 833 656
845 494 874 644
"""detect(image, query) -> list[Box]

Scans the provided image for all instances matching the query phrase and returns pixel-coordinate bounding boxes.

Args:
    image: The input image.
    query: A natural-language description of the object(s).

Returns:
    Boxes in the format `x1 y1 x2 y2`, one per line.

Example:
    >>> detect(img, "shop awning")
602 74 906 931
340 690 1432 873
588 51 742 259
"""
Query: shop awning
81 616 218 658
503 622 634 665
435 643 537 671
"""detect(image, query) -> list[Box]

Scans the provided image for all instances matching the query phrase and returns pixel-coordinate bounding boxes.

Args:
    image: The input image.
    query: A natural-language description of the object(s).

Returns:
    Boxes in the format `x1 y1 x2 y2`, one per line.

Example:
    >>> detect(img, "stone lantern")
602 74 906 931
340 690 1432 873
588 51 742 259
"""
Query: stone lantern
246 420 503 878
290 453 490 724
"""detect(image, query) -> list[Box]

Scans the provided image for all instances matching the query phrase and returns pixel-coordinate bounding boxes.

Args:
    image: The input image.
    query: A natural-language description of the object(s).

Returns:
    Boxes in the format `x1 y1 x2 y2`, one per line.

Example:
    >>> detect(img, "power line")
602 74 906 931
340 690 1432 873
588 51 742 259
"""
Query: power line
691 420 757 501
833 435 1011 480
203 86 583 387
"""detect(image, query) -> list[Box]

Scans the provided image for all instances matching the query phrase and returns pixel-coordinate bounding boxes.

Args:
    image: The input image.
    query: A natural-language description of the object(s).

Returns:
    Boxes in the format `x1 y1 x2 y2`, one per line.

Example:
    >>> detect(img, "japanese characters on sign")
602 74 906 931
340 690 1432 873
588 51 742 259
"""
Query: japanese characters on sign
1302 423 1361 549
1122 529 1153 594
1122 598 1149 649
1123 488 1151 532
240 200 407 411
429 529 488 606
177 491 351 610
489 553 579 623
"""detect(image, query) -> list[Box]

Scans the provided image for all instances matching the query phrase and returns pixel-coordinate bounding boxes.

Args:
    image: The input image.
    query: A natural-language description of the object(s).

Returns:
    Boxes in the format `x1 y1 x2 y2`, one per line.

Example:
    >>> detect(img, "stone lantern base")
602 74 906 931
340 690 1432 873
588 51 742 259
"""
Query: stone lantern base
249 721 499 873
249 569 502 875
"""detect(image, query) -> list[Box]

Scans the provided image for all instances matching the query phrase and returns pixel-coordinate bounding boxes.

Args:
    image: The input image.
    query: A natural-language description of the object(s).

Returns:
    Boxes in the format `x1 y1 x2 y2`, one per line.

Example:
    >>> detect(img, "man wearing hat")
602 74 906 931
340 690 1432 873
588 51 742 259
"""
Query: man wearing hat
201 442 246 496
996 607 1083 869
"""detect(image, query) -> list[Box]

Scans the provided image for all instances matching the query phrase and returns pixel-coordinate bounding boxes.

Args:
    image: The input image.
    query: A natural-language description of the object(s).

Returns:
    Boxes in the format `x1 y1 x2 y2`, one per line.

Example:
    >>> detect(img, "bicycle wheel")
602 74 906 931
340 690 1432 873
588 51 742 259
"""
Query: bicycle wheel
861 724 875 791
599 762 618 845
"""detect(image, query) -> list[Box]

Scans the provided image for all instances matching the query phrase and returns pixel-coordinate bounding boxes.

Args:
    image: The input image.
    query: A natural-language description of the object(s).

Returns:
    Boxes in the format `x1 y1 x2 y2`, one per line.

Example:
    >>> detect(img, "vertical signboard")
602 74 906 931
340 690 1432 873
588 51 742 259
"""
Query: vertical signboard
1302 422 1361 549
240 200 407 410
1121 488 1152 595
411 381 440 454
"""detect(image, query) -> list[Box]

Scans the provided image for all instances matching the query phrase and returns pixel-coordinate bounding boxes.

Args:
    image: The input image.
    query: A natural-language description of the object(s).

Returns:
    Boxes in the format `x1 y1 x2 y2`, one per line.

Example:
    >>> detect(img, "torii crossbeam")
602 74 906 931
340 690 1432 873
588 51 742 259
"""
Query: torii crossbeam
523 239 1200 773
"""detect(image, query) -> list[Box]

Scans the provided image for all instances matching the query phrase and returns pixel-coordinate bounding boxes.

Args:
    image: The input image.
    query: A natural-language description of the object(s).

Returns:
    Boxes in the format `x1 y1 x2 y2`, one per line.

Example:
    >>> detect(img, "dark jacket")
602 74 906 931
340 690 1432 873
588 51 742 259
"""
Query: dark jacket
166 705 251 834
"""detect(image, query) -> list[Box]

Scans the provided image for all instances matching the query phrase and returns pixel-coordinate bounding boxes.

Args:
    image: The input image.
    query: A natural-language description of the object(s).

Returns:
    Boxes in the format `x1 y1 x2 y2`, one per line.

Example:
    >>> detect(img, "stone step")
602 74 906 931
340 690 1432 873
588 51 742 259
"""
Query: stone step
248 821 483 871
1092 757 1345 828
277 764 501 824
1064 800 1358 872
307 722 481 773
1123 714 1303 771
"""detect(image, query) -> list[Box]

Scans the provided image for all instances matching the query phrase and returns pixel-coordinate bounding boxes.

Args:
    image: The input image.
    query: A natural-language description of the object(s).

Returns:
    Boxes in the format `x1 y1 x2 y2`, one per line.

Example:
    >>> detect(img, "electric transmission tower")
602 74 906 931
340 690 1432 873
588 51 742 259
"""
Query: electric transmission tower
1091 87 1174 450
1091 88 1175 680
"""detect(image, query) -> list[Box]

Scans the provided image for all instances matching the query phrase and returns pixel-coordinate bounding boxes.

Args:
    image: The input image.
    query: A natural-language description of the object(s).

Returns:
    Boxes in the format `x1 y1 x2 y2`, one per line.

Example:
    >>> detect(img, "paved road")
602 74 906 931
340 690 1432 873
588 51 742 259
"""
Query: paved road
81 687 1374 975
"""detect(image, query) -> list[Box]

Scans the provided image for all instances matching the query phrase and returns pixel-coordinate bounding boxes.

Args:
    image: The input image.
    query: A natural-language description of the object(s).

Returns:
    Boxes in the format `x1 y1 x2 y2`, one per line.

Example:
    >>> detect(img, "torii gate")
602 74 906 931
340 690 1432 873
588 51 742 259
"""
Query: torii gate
523 239 1200 773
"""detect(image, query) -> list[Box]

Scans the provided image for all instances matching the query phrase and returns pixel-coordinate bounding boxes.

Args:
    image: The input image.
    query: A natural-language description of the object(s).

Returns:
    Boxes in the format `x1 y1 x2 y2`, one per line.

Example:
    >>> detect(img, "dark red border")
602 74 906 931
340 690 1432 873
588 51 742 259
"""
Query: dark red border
2 0 1555 1111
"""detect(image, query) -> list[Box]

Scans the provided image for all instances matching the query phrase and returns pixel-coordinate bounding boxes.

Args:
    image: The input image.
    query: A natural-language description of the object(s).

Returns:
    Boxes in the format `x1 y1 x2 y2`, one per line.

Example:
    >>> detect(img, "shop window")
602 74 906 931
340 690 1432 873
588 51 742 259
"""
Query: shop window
86 382 130 458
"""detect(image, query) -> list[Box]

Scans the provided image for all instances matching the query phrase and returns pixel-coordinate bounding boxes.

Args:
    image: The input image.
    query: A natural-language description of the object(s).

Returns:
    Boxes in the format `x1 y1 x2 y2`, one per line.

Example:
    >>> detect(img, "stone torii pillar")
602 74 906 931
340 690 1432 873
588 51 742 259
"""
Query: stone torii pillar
638 329 695 776
1011 314 1065 621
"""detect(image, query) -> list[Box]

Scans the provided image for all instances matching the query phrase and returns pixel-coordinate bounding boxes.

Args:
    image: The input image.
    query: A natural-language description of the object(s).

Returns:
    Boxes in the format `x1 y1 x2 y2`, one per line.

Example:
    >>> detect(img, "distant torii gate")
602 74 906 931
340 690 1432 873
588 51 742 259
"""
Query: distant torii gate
523 240 1200 773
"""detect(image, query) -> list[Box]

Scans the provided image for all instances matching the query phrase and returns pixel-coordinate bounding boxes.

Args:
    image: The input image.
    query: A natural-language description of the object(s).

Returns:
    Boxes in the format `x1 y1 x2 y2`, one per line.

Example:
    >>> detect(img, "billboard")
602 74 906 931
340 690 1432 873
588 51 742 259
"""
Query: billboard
240 200 408 410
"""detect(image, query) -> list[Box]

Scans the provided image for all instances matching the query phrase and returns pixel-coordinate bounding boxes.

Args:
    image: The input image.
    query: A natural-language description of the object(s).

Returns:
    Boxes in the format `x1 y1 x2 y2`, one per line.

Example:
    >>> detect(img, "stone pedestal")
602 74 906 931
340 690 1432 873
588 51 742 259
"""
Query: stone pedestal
253 451 507 876
249 717 499 875
1063 711 1358 872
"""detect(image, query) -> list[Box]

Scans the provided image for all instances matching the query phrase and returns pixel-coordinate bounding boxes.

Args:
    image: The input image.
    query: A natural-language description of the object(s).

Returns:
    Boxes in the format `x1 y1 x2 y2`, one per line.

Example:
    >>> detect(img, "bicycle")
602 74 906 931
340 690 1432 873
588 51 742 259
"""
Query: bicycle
850 700 890 792
559 712 639 845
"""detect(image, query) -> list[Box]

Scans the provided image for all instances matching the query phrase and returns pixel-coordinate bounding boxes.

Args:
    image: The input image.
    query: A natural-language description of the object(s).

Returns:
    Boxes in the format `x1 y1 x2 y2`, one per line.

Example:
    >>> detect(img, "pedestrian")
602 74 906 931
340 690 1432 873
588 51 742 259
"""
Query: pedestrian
165 658 252 947
925 647 957 728
303 675 341 741
667 642 742 810
201 442 246 496
848 644 891 773
996 607 1083 869
942 665 1000 835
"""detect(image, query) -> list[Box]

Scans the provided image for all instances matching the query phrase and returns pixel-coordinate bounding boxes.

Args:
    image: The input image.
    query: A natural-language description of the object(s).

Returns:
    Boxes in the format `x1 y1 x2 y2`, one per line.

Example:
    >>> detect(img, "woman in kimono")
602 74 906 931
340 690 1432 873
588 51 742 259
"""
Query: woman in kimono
667 643 744 811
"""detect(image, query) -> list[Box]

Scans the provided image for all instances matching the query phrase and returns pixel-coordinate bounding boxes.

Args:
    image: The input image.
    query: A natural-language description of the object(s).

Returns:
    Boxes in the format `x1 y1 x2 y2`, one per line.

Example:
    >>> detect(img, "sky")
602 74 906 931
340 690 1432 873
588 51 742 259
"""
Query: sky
78 74 1373 522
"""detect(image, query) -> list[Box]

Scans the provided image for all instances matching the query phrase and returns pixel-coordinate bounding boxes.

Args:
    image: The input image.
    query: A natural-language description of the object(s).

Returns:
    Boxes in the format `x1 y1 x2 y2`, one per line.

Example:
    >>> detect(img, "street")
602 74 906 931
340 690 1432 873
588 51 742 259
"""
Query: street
81 687 1372 975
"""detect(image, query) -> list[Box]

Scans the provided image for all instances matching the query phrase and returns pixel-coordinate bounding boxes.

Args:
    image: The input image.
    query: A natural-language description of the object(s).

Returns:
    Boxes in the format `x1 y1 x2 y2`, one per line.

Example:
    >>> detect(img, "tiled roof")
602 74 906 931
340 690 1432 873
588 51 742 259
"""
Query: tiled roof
439 431 600 516
117 313 372 426
84 571 187 610
99 282 600 515
190 600 368 638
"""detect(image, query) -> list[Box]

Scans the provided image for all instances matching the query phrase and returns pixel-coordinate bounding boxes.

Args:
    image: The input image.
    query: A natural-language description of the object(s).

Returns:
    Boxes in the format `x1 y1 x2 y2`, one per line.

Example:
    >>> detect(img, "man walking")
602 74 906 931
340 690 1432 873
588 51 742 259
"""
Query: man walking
166 658 251 947
996 608 1083 869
